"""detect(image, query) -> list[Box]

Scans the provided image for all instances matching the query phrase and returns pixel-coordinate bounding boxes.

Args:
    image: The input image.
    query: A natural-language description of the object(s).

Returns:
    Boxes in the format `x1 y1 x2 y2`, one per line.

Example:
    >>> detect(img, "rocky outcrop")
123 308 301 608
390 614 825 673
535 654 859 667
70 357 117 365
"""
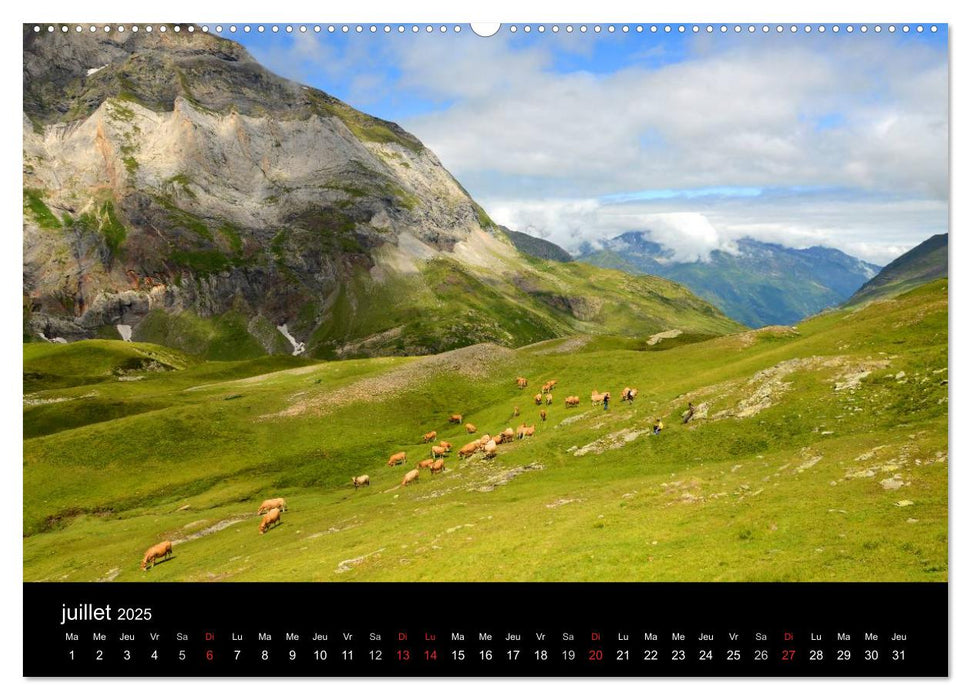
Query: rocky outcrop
23 26 499 352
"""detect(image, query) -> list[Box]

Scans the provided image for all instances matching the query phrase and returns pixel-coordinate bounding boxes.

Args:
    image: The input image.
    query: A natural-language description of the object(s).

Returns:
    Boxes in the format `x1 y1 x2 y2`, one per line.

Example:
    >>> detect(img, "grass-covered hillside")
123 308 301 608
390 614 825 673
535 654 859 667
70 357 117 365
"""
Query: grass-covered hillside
847 234 948 306
23 280 947 582
79 257 740 361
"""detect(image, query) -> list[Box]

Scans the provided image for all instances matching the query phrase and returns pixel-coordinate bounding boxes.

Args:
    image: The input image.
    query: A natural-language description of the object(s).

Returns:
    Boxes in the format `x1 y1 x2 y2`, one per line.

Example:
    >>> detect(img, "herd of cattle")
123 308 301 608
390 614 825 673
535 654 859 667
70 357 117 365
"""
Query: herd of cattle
139 375 641 572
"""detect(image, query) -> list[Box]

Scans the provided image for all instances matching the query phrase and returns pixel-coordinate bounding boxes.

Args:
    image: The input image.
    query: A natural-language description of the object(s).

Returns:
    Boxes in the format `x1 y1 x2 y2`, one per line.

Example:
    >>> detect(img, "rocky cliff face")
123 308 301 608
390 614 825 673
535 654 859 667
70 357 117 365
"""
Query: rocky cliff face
24 26 502 348
23 25 741 358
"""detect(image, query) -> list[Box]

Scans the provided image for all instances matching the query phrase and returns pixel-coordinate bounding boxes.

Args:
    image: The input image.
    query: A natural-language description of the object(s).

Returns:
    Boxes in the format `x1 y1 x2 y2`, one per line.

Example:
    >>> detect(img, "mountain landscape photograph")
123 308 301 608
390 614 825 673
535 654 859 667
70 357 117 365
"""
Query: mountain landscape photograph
22 23 947 583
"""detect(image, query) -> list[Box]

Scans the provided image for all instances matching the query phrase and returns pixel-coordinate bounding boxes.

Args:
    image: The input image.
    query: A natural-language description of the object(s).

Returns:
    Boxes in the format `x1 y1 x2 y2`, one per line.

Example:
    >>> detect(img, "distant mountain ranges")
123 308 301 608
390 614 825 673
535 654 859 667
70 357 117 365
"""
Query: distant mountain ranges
577 231 890 327
480 226 948 328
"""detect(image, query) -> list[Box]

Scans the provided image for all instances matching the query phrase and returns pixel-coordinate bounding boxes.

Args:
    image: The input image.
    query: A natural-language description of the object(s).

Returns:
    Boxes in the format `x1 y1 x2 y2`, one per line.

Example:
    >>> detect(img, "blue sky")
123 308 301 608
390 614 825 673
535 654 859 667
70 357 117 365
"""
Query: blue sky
229 24 948 264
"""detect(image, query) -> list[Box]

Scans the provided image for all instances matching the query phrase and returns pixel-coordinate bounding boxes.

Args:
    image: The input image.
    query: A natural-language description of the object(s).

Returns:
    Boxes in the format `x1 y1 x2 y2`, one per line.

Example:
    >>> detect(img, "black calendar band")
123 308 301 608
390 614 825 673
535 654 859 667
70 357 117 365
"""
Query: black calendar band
24 582 947 677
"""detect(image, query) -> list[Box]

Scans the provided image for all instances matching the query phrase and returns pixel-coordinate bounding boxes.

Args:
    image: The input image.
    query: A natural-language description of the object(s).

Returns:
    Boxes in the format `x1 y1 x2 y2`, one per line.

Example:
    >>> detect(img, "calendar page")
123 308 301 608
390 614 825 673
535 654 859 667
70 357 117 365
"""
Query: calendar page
22 20 948 677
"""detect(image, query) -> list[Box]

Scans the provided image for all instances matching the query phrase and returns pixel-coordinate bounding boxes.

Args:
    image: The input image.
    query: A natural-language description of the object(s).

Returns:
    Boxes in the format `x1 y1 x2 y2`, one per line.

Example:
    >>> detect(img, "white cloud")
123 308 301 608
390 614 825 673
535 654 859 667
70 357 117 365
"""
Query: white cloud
485 200 742 263
387 33 947 262
243 30 948 264
484 192 946 265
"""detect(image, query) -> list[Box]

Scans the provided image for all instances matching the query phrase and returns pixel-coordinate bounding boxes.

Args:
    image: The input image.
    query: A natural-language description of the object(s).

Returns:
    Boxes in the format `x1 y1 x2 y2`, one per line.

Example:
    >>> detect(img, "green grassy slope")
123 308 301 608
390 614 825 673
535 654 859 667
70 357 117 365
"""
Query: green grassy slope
103 254 740 362
847 234 947 306
304 257 741 359
23 280 947 582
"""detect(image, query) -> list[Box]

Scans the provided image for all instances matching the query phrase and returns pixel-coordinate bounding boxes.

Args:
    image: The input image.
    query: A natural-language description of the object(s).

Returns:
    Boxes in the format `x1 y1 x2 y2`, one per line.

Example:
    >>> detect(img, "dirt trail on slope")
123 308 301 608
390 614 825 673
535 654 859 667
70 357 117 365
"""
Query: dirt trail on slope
170 515 253 546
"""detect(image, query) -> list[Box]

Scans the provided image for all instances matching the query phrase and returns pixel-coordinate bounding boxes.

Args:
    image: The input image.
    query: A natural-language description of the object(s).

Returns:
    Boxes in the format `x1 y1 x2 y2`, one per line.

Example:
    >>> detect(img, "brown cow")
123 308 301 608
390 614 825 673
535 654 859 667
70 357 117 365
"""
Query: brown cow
449 414 463 424
431 445 447 458
418 458 435 470
140 541 173 570
523 425 536 437
257 498 287 515
401 468 420 486
458 441 480 459
501 427 516 444
352 475 370 488
534 393 543 406
565 396 580 408
258 508 282 534
478 434 492 447
540 409 547 422
545 393 553 406
387 451 407 467
465 423 477 434
517 377 528 389
430 459 445 474
422 431 437 443
439 441 452 452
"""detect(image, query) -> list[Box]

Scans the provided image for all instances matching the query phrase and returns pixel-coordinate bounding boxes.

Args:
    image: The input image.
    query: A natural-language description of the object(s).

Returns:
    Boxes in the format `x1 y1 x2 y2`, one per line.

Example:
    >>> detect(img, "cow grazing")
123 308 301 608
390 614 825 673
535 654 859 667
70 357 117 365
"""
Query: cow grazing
449 414 463 424
422 431 437 443
430 459 445 474
534 393 543 406
401 469 420 486
500 427 516 444
524 425 536 437
458 441 480 459
352 475 370 488
387 451 407 467
418 458 435 470
545 393 553 406
140 541 173 570
517 377 528 389
478 434 492 447
258 508 282 534
257 497 287 515
431 445 447 458
483 439 498 459
465 423 477 434
540 409 547 422
439 441 452 452
565 396 580 408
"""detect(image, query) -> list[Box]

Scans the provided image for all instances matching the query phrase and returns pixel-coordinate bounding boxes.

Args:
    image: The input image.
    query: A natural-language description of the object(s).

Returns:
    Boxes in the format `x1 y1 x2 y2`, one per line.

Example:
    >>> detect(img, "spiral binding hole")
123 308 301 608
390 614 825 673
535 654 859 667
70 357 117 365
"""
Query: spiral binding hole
28 23 943 39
